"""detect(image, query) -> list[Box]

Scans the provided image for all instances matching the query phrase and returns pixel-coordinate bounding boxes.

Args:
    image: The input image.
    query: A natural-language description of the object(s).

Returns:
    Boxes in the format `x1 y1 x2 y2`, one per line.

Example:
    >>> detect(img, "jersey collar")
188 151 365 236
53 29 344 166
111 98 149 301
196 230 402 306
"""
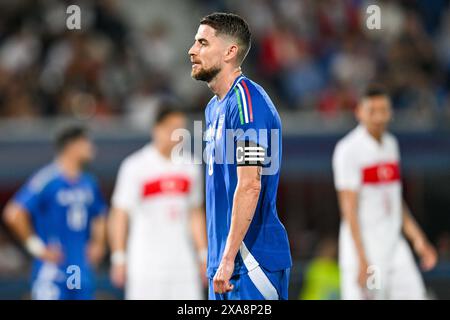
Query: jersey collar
357 124 388 148
217 74 246 103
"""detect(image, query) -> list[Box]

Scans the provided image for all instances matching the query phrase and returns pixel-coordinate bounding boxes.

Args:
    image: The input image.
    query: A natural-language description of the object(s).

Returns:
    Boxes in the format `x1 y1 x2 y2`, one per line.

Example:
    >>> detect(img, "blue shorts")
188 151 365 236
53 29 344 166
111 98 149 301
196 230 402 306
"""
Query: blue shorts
208 266 290 300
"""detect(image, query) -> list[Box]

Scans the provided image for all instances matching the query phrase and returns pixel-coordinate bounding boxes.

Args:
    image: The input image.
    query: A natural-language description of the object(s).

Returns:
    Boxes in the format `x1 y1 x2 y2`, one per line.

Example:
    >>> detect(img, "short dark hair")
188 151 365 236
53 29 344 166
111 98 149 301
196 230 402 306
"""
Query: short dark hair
200 12 251 65
363 83 389 99
154 97 185 126
55 126 88 152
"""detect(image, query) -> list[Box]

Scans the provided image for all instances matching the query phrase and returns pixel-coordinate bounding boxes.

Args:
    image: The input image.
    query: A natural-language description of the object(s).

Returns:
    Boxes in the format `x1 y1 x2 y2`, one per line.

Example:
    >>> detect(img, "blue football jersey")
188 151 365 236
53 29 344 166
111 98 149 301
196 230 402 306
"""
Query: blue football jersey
13 162 107 281
204 75 292 278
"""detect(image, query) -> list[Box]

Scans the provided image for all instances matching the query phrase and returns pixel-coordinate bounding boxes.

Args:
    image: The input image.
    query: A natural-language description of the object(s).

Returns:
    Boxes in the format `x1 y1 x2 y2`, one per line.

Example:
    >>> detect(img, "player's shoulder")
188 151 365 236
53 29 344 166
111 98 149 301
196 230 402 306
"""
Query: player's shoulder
334 126 363 157
27 163 61 193
335 126 358 147
384 131 398 145
227 76 277 121
383 131 400 153
119 144 151 170
231 76 271 106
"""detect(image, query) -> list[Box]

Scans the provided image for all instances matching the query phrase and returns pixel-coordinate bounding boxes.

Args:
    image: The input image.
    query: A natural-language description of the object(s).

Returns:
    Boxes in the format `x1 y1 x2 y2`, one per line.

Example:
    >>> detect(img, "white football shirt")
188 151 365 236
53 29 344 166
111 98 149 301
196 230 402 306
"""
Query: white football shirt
333 125 403 267
112 144 203 279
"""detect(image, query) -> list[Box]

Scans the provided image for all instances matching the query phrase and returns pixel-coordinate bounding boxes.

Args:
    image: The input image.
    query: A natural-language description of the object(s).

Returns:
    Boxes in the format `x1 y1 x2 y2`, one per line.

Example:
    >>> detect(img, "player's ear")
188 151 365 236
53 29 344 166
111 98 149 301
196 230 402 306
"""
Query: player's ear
224 44 239 63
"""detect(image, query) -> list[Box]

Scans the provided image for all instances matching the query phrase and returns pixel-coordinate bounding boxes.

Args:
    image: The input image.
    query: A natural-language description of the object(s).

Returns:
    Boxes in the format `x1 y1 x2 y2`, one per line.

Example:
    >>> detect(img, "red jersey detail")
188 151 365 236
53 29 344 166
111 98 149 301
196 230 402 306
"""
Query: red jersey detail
142 176 191 198
362 162 401 184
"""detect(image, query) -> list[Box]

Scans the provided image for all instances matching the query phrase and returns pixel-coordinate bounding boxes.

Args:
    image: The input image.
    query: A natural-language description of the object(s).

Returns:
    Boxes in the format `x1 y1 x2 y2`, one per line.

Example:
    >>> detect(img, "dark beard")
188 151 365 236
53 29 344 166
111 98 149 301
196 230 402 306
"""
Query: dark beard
192 65 221 82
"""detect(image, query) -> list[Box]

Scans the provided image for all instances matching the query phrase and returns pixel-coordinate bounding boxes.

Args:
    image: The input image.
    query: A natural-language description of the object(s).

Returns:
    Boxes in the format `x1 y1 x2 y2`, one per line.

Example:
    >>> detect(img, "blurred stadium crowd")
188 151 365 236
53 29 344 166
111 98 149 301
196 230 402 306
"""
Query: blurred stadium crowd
0 0 449 123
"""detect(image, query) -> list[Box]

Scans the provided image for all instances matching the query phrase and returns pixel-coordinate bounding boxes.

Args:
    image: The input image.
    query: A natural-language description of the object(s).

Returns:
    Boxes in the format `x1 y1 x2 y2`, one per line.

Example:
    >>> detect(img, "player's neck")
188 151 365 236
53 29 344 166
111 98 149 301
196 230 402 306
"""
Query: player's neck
208 67 242 101
364 127 384 144
154 143 172 160
56 155 82 180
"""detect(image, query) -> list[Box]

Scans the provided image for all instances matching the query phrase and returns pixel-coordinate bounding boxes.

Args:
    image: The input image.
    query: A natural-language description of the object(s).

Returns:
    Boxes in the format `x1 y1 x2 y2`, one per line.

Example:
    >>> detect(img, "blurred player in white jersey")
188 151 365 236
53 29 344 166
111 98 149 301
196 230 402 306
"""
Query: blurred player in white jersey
332 85 438 300
108 100 207 300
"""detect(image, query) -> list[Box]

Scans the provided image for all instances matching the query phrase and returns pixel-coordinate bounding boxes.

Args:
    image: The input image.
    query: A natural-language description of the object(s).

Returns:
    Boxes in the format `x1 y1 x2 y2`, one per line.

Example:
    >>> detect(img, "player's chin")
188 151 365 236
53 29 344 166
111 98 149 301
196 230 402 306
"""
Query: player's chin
372 124 387 132
191 69 202 80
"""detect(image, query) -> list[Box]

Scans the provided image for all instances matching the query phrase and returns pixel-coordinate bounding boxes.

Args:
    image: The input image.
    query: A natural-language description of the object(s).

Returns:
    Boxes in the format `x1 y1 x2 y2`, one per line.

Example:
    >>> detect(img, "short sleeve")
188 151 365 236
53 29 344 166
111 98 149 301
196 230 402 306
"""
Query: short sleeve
332 142 361 191
111 159 139 213
89 177 107 218
13 179 44 217
229 80 271 166
188 162 203 209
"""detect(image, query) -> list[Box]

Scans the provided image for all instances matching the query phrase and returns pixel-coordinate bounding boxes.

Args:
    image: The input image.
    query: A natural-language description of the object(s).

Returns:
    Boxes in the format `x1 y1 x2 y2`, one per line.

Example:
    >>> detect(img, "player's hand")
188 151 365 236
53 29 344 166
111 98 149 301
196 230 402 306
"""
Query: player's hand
110 263 127 288
415 240 438 271
87 242 105 268
357 258 369 289
40 245 63 264
213 259 234 294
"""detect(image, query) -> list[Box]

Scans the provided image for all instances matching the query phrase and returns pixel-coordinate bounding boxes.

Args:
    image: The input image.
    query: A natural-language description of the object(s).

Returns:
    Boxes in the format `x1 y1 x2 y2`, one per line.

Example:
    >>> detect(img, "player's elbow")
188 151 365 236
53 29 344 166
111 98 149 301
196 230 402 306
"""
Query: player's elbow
238 179 261 197
3 202 18 227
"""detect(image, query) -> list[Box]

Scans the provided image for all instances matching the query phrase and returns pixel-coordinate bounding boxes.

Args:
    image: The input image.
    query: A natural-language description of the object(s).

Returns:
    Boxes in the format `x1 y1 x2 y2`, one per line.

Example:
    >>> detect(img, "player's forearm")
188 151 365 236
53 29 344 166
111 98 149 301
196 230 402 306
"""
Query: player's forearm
191 207 207 252
402 201 427 249
91 215 107 247
3 202 48 258
347 213 367 263
3 202 34 243
338 191 367 263
222 182 260 263
108 208 128 255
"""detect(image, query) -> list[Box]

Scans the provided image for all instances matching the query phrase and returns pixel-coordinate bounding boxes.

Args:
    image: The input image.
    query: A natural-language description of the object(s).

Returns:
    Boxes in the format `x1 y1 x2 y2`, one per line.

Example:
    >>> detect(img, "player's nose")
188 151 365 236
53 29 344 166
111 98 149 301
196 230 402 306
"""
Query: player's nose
188 43 197 57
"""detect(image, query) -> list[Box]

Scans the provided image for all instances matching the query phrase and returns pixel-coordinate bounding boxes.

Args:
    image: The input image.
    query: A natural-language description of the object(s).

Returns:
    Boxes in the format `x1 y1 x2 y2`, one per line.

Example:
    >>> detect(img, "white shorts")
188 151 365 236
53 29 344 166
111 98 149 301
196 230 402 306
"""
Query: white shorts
340 238 426 300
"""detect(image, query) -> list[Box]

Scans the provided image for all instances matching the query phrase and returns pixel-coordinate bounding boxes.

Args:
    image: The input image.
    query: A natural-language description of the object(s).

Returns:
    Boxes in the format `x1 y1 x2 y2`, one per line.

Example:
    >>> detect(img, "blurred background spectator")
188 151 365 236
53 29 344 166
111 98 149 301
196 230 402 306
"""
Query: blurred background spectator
0 0 449 120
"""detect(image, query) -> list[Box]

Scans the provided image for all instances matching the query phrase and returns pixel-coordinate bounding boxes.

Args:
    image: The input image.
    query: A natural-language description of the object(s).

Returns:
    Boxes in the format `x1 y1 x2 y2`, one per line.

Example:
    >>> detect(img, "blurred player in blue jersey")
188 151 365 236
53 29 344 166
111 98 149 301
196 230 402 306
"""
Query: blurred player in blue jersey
3 126 107 300
189 13 292 300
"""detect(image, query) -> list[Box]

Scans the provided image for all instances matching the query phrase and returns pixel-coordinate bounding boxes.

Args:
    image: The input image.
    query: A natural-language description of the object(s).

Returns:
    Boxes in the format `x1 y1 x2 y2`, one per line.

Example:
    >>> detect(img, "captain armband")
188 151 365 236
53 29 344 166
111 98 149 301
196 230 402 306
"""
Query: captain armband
236 140 266 167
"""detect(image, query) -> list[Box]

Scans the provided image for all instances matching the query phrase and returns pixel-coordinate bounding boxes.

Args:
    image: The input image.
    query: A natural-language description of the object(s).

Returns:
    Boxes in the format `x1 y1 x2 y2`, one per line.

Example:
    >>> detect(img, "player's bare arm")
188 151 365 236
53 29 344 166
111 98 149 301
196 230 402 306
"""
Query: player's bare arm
337 190 369 288
190 206 208 286
402 201 438 271
108 207 129 288
213 166 261 294
87 214 107 268
3 201 62 263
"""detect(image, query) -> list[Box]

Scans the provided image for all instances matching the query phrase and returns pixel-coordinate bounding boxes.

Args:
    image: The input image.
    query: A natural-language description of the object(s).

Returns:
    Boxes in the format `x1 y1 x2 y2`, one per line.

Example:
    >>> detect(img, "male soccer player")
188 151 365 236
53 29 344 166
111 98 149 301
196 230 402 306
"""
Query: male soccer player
332 85 438 299
109 102 207 300
189 12 292 300
3 126 107 300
